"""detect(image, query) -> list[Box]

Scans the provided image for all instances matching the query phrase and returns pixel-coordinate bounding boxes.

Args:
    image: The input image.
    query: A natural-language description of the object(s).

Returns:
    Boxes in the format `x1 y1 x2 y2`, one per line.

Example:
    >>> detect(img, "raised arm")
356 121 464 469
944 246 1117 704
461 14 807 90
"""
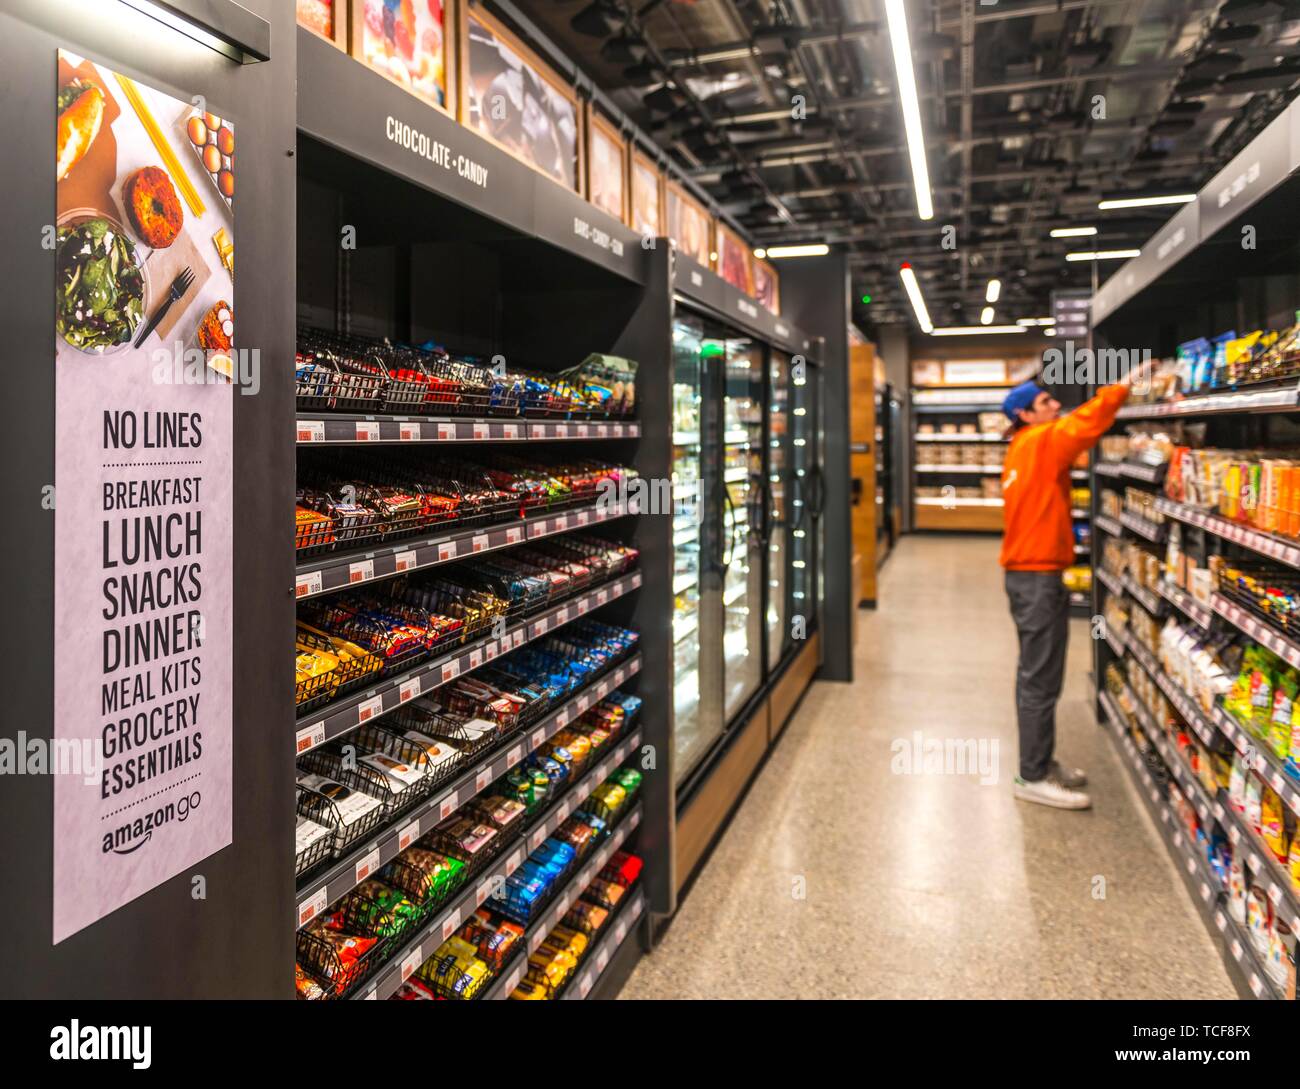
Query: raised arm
1047 383 1131 467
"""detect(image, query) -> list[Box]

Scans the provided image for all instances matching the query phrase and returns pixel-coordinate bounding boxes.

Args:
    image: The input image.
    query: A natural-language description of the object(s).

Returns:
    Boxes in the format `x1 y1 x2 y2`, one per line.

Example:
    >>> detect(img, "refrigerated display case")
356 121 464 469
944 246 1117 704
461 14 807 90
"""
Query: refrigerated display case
670 309 823 788
672 318 707 777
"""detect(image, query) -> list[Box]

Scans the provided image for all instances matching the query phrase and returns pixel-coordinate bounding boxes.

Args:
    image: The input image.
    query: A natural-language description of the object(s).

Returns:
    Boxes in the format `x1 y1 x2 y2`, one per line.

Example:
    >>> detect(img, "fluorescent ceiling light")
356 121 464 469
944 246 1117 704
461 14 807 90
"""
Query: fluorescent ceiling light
752 248 767 259
931 325 1027 336
931 325 1028 336
985 279 1001 303
765 244 829 258
899 263 933 334
1050 226 1098 238
1045 328 1057 337
980 306 995 325
1097 193 1195 210
1066 249 1141 262
1017 317 1054 326
884 0 933 221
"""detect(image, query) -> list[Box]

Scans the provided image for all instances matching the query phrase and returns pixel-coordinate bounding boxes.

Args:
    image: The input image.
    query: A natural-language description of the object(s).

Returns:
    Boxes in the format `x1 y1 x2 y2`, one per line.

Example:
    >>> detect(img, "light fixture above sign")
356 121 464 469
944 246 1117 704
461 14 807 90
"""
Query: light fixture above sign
116 0 270 63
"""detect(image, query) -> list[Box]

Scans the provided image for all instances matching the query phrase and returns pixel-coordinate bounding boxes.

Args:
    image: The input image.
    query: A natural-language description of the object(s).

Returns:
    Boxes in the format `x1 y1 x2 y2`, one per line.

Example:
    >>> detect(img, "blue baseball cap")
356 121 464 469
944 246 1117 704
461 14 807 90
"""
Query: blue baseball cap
1003 380 1046 423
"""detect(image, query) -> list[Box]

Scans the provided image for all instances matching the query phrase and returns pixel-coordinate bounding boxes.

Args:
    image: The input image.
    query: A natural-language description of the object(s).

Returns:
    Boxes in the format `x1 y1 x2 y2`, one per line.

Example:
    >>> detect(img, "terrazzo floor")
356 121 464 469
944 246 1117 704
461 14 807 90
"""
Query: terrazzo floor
620 535 1237 999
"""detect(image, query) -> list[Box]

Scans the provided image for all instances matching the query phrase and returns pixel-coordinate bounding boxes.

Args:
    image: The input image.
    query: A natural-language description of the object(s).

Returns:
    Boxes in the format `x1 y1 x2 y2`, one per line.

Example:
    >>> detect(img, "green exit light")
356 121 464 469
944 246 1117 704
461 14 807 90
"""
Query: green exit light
861 294 872 304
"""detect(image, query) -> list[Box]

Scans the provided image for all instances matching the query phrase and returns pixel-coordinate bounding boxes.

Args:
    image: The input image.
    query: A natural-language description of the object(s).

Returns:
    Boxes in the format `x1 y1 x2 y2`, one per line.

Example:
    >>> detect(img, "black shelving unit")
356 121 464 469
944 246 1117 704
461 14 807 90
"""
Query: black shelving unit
291 24 672 999
1087 98 1300 1003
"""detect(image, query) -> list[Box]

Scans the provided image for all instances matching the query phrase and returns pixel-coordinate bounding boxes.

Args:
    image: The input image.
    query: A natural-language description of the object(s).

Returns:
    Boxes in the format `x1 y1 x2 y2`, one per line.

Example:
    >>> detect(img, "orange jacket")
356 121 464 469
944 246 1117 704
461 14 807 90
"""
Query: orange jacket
999 384 1130 572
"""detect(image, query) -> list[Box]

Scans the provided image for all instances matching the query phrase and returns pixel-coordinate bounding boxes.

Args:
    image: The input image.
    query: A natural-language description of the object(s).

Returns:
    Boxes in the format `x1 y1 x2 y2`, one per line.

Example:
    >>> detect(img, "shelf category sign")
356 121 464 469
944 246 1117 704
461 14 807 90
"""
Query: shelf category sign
52 54 234 942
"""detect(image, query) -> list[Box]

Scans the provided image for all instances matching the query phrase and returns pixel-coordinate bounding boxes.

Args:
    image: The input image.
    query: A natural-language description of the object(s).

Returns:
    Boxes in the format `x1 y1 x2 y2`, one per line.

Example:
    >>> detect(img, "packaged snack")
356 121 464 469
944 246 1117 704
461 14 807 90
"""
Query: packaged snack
509 972 552 1000
1262 787 1288 862
1247 885 1272 956
419 935 491 1000
614 768 643 793
1249 650 1276 741
562 900 609 936
1266 918 1294 993
1229 849 1248 923
306 926 378 976
351 879 422 935
462 909 524 970
528 945 576 988
472 794 527 830
360 752 425 792
1225 648 1258 723
1245 775 1263 832
1272 671 1298 761
392 977 439 1001
295 964 326 1001
401 730 462 772
1290 835 1300 893
295 814 333 857
584 876 626 908
543 924 589 962
435 816 499 858
297 772 384 848
383 847 464 904
601 850 643 887
1228 753 1248 813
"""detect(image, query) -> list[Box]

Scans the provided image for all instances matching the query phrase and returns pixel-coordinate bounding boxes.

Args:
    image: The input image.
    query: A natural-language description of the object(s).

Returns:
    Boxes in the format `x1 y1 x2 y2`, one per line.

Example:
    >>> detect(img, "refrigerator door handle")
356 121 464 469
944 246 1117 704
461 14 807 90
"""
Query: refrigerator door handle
751 474 769 545
722 485 737 569
811 464 828 518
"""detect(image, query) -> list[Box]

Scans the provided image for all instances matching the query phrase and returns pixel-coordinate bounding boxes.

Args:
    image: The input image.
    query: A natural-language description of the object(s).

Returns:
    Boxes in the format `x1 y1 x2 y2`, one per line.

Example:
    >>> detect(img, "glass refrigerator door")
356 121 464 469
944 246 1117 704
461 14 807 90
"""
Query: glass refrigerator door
791 357 819 629
722 337 765 721
767 350 793 670
671 314 721 783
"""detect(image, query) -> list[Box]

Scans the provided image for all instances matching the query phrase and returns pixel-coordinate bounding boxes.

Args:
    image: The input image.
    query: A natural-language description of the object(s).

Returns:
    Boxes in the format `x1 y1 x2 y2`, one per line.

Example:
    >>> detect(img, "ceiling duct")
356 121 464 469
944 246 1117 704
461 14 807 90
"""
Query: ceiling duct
644 84 689 114
599 34 648 65
1149 116 1197 135
570 1 625 39
1220 63 1300 93
1218 0 1283 20
1209 24 1261 44
1067 39 1112 66
1184 51 1244 78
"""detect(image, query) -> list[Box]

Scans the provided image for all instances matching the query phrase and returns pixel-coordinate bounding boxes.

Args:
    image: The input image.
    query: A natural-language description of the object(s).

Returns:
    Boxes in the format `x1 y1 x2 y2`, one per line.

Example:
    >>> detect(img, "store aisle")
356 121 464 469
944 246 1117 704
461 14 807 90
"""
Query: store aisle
623 536 1236 1000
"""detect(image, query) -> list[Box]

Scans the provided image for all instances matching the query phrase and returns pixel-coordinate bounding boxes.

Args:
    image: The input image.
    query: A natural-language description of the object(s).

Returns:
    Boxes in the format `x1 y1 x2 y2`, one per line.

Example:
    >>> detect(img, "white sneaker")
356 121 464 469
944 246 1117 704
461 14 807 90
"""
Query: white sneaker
1049 759 1088 789
1014 774 1091 810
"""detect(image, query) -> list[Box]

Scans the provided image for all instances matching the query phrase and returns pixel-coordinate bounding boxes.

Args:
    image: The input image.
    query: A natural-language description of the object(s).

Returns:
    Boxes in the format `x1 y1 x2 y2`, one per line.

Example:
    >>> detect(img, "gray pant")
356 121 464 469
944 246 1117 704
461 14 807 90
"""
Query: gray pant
1004 570 1069 782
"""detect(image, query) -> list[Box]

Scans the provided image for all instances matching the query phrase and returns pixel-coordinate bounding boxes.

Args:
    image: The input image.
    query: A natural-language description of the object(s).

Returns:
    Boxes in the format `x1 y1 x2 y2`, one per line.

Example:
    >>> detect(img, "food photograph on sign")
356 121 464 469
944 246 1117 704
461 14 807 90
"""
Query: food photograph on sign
753 257 779 314
56 53 235 363
629 150 661 237
297 0 344 44
586 108 626 223
53 50 234 944
666 184 710 267
352 0 449 109
463 8 579 190
717 223 755 296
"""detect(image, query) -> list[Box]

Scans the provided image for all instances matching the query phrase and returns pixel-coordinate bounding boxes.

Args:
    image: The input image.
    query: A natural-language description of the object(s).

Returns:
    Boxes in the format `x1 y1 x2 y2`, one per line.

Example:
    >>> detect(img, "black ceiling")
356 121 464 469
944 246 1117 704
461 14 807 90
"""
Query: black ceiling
505 0 1300 332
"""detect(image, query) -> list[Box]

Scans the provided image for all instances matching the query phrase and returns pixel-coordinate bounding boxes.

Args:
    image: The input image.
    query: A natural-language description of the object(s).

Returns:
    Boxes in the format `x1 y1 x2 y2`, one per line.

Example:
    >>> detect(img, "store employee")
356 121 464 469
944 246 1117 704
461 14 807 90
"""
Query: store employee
999 365 1151 810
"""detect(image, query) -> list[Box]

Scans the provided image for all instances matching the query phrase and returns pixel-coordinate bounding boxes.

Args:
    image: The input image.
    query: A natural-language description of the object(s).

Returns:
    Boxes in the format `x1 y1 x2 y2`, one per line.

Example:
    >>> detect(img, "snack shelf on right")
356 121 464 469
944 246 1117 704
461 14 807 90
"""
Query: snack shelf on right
1086 137 1300 998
